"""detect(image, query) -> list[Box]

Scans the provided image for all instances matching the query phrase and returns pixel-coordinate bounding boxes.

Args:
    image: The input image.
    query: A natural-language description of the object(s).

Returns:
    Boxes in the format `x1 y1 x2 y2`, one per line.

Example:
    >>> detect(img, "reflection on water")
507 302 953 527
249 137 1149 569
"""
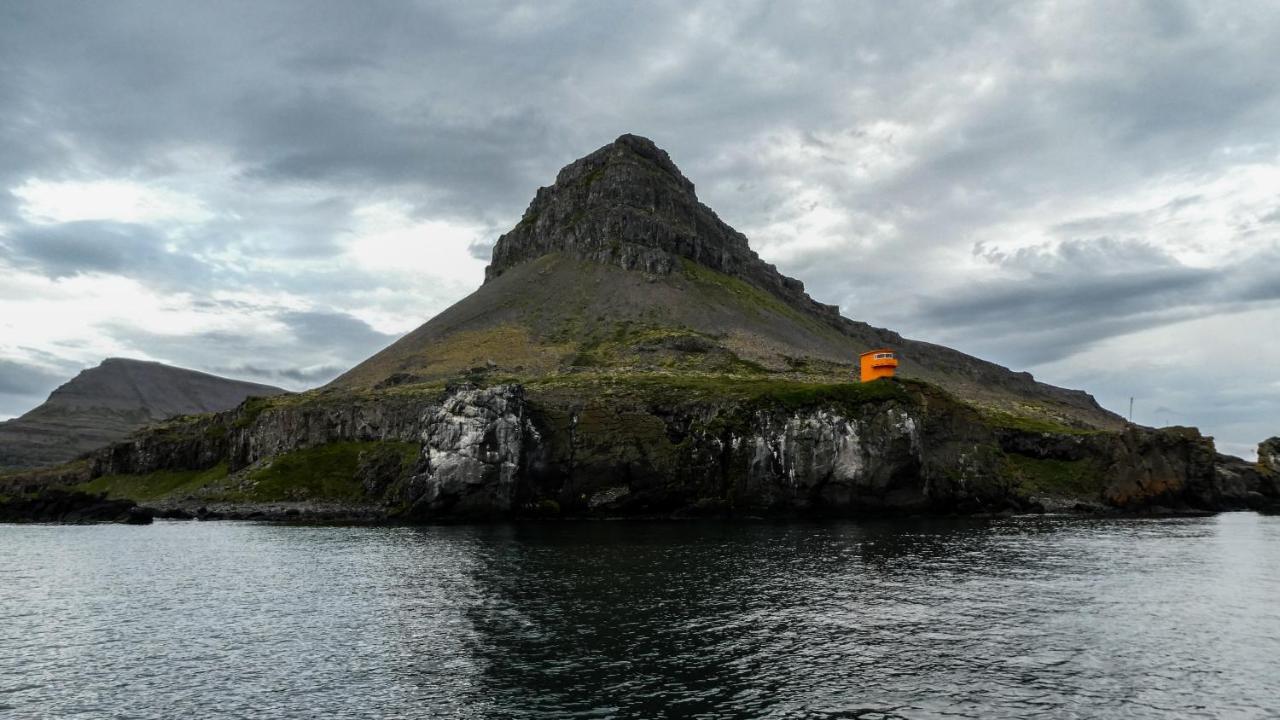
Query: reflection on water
2 514 1279 718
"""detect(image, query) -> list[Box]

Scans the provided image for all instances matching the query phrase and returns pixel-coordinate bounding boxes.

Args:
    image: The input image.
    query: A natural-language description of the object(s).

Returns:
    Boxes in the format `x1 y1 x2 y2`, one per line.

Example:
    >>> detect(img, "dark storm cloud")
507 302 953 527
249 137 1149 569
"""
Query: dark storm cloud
898 237 1280 367
2 221 207 284
276 365 348 383
210 364 347 384
0 359 65 398
233 86 557 219
0 358 69 420
467 239 496 261
278 311 398 352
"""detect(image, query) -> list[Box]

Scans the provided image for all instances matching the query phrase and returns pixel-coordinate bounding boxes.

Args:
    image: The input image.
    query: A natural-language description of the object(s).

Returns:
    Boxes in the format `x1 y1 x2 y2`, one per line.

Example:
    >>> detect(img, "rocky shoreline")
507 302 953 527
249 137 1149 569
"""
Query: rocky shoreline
4 378 1276 525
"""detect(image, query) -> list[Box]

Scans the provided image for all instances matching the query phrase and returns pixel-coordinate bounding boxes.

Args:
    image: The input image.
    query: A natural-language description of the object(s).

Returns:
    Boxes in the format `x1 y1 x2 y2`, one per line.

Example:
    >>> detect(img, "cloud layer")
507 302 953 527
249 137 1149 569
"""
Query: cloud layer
1 1 1277 456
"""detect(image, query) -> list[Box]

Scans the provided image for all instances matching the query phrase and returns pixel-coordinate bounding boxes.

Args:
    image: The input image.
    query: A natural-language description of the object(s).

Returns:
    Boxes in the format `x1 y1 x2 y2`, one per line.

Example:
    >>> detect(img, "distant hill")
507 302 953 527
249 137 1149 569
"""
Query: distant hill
0 358 285 469
333 134 1123 431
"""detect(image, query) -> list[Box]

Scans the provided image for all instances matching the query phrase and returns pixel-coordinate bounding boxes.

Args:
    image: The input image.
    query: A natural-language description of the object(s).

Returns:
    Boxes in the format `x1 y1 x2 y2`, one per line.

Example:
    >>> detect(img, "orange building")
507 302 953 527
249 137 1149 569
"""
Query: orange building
859 349 898 382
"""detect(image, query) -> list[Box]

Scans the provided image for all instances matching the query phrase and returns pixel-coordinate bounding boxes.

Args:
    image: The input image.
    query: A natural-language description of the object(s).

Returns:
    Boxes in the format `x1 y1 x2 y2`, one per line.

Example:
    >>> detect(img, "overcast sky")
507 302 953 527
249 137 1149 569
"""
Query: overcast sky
1 1 1277 458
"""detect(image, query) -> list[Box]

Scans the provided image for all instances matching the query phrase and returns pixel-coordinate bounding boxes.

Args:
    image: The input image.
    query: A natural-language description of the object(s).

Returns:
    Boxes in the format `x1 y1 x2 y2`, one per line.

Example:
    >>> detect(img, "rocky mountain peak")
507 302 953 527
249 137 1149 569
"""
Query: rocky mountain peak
484 134 835 315
553 133 695 193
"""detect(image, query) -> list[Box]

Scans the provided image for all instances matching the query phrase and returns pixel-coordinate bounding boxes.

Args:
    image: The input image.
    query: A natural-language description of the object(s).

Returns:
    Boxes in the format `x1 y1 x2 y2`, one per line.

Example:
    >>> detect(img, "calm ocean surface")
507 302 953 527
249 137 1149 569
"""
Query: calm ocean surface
3 514 1279 719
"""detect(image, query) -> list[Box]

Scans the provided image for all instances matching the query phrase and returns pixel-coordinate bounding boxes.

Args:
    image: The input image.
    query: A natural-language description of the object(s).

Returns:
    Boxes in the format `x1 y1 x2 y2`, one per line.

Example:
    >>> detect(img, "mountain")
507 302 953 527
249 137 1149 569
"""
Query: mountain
333 134 1123 431
9 135 1261 522
0 358 285 470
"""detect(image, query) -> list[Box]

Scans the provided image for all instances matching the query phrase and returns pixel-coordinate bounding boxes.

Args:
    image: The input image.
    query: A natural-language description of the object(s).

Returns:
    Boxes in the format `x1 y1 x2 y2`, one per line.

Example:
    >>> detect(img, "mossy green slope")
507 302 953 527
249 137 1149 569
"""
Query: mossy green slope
78 441 419 505
331 254 1121 432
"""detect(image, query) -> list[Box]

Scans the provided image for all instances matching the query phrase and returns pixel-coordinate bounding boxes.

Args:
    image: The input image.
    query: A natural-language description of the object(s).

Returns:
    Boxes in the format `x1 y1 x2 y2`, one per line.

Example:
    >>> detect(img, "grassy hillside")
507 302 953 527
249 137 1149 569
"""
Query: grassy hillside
333 254 1122 431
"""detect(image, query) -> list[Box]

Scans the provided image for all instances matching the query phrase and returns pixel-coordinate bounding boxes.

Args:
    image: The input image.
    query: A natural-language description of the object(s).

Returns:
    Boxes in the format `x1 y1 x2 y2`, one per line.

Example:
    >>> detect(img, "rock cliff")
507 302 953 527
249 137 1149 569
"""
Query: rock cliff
1261 437 1280 475
23 378 1225 520
487 134 815 310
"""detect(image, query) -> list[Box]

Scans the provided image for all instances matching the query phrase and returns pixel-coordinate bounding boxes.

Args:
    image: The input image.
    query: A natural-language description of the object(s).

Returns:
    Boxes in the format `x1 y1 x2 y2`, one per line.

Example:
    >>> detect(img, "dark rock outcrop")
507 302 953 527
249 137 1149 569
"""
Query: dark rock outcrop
0 488 142 524
1211 437 1280 511
995 424 1225 512
487 134 818 312
62 380 1224 520
1101 426 1217 508
1261 437 1280 475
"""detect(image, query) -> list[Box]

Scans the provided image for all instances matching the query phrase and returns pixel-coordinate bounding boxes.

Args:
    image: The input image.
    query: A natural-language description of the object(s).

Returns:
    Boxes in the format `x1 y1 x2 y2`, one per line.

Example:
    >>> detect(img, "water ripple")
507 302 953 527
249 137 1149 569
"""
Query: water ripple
1 514 1279 718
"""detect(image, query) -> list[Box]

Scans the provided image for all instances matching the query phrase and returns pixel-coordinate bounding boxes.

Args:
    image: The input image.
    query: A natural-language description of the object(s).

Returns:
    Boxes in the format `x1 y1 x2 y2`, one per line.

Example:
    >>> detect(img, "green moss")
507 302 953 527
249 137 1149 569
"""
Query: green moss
982 409 1102 436
235 441 418 502
554 321 781 377
529 372 910 411
568 351 601 366
681 258 798 317
76 441 420 505
678 258 839 339
77 463 230 502
741 377 908 411
231 396 278 429
580 166 605 188
1006 454 1103 497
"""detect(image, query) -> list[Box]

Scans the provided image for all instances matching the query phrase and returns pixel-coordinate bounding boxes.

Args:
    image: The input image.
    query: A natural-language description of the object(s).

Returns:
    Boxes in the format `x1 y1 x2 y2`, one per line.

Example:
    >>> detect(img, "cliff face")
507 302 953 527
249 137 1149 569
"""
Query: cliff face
1262 438 1280 475
0 358 285 470
487 134 816 311
62 379 1226 519
1212 437 1280 510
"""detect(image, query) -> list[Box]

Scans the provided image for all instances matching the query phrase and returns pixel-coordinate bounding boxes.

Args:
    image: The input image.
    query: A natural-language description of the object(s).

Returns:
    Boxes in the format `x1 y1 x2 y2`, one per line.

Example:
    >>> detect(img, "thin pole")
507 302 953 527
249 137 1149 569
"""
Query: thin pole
1129 397 1134 423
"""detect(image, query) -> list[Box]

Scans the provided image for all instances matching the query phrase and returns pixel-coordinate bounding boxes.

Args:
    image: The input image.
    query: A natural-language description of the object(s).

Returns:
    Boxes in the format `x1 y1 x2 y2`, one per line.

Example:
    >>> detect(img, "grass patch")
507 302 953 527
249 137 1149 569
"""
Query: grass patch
528 372 911 410
1006 454 1103 497
78 463 230 502
982 409 1102 436
231 396 278 429
580 166 605 188
75 441 421 505
678 258 843 343
680 258 808 322
236 441 419 502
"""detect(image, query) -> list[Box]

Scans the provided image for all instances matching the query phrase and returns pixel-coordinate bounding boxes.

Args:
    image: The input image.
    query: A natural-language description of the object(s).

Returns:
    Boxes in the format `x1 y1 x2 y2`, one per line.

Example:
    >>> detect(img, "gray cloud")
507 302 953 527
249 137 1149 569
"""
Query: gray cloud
0 359 69 419
894 238 1280 367
2 221 208 284
93 309 397 391
279 310 398 354
0 358 65 398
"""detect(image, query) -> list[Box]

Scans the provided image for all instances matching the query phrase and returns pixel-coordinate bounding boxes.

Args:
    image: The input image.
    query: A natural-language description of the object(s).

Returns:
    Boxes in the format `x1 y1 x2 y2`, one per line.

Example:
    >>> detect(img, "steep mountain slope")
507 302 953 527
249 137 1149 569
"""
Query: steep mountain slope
0 358 285 469
334 134 1122 431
